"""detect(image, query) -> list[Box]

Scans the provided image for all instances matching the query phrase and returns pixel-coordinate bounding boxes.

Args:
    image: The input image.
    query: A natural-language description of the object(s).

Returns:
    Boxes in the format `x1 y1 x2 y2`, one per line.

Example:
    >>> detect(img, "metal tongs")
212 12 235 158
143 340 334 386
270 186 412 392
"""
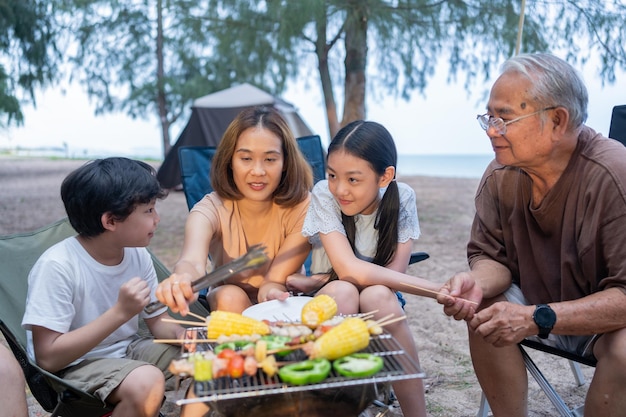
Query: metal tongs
144 244 268 314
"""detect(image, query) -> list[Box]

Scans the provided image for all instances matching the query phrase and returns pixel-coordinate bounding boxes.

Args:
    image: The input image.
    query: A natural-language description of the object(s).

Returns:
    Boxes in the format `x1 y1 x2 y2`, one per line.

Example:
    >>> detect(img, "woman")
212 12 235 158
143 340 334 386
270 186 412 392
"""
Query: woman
156 106 313 315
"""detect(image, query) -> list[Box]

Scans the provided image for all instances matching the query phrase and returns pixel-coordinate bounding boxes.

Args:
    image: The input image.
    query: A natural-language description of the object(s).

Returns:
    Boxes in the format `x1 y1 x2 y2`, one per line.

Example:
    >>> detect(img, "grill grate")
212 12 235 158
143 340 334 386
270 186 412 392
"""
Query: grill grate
175 328 424 406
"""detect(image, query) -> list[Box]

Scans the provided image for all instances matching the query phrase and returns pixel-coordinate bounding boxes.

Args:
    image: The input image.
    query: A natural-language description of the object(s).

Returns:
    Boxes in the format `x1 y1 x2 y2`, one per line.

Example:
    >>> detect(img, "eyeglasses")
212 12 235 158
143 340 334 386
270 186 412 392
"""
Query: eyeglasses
476 106 557 135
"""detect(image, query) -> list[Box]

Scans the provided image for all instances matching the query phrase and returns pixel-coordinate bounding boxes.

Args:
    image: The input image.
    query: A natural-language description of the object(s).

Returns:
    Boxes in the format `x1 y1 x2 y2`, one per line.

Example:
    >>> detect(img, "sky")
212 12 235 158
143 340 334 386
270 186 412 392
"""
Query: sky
1 60 624 159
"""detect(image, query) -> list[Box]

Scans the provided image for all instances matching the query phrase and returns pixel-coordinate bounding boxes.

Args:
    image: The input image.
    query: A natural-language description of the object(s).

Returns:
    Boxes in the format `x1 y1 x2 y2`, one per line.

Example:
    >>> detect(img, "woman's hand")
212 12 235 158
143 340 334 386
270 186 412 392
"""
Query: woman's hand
155 272 197 316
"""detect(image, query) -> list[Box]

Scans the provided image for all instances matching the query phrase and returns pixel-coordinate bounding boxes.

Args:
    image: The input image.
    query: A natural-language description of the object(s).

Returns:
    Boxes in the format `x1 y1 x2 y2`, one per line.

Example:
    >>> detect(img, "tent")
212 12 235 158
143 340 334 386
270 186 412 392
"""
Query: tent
156 83 314 189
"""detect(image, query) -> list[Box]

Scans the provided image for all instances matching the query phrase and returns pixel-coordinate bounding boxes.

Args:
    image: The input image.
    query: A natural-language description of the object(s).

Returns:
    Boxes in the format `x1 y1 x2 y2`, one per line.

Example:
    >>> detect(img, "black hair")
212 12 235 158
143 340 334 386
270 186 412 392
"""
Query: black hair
61 157 167 237
327 120 400 280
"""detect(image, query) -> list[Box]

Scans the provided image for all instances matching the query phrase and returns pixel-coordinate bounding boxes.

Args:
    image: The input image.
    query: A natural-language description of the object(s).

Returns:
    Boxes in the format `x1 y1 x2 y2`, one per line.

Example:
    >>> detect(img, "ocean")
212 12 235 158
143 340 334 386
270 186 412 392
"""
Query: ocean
397 154 493 179
5 147 493 179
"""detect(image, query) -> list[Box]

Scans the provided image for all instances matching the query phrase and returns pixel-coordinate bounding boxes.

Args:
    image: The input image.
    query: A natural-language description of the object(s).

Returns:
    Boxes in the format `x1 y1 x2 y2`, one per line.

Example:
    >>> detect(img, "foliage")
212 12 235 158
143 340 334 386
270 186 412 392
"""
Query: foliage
0 0 59 126
30 0 626 155
199 0 626 138
62 0 300 154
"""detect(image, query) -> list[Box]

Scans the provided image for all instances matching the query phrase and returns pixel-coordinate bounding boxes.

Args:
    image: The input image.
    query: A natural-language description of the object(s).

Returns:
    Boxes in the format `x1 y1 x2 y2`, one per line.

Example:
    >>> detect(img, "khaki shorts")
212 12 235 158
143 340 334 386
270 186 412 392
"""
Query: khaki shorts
504 284 598 360
58 336 180 404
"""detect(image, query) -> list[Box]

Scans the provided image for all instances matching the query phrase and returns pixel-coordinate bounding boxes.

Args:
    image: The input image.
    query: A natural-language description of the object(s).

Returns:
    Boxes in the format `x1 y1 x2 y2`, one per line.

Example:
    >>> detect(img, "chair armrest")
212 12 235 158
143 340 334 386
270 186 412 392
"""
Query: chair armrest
409 252 429 264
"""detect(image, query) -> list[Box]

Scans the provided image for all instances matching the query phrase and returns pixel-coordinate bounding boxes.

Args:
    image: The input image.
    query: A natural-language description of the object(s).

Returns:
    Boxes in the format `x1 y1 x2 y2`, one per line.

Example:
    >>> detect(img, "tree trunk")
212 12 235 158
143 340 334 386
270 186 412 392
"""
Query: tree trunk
155 0 171 157
342 3 367 127
315 11 340 139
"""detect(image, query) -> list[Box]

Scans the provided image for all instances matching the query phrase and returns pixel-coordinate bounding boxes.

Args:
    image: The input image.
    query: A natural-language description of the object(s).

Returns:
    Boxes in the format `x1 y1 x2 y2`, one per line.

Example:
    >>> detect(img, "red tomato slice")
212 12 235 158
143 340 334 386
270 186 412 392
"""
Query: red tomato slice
228 354 245 378
217 348 237 360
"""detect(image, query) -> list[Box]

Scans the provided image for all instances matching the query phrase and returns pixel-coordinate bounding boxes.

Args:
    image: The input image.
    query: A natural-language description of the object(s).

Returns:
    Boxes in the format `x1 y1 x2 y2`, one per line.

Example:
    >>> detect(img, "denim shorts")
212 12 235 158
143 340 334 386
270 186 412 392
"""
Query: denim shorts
504 284 598 360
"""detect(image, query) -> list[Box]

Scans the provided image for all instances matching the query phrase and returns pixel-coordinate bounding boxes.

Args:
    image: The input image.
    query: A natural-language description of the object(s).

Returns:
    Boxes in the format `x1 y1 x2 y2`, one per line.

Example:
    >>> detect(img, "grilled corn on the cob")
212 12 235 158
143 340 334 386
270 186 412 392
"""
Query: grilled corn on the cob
301 294 338 327
310 317 369 360
207 310 270 339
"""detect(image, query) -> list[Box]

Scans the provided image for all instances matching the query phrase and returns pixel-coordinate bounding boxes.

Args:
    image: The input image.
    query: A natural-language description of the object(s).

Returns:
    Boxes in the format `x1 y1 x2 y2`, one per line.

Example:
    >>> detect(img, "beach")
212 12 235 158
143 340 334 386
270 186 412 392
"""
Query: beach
0 157 594 417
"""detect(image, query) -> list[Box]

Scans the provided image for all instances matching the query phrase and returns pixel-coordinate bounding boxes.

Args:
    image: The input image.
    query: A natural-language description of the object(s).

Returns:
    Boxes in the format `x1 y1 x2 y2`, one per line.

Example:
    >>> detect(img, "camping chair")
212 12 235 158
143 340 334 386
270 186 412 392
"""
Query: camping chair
609 104 626 146
476 339 597 417
0 218 201 417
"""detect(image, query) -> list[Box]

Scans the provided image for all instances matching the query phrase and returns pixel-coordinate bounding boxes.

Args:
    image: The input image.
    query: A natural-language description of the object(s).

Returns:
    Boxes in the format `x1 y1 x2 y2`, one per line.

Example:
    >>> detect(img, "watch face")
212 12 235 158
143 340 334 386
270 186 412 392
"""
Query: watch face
535 305 556 328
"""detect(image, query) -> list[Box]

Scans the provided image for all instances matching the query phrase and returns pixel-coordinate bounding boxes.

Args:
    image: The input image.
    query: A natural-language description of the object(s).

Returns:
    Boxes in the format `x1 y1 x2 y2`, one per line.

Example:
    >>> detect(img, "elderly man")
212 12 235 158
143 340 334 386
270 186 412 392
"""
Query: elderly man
439 53 626 416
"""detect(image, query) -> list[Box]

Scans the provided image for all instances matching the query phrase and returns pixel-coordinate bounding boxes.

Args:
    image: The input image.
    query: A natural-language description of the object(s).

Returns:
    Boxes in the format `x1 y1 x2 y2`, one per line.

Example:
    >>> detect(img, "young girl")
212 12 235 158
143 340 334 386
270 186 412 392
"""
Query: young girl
287 120 444 417
156 106 313 316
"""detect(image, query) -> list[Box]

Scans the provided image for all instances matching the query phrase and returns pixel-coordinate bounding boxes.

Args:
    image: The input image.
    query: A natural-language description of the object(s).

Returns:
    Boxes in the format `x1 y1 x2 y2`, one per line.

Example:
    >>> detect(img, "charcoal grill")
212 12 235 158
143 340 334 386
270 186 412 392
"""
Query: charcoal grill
175 328 424 417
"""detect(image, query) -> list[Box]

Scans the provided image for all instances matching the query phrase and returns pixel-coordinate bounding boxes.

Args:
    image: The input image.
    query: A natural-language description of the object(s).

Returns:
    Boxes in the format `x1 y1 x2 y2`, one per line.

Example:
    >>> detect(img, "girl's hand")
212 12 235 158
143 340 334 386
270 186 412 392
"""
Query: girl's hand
286 273 330 294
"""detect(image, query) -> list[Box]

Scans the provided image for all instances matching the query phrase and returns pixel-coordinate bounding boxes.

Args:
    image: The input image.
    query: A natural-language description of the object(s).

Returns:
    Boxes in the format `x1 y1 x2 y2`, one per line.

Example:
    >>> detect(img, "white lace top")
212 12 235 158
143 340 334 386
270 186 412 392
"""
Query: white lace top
302 180 421 274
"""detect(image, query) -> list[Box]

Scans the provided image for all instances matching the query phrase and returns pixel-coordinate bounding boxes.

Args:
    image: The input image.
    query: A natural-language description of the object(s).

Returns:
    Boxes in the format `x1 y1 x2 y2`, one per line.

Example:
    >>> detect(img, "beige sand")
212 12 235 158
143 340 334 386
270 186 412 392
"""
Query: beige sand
0 157 594 416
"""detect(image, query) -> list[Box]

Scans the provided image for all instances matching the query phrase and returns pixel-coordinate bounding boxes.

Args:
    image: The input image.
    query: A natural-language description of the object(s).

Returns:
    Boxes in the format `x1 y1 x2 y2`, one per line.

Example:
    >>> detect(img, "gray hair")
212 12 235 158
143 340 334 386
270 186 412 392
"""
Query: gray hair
501 53 588 130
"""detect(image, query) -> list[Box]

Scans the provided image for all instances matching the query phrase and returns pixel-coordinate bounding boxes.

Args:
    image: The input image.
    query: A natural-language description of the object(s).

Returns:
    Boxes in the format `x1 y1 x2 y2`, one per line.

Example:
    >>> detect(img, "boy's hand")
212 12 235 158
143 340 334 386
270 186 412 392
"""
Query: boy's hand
118 277 151 317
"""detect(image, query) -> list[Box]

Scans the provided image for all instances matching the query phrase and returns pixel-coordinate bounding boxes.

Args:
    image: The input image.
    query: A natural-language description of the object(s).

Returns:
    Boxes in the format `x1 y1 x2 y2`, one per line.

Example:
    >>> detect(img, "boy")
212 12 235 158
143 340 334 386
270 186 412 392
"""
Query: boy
22 157 185 417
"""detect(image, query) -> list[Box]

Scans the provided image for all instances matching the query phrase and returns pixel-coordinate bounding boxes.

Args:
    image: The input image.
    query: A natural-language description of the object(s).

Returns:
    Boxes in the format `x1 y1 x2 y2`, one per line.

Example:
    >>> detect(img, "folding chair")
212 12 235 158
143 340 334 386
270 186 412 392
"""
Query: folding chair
178 146 217 211
294 134 327 184
0 218 115 416
476 339 596 417
609 104 626 146
0 218 198 417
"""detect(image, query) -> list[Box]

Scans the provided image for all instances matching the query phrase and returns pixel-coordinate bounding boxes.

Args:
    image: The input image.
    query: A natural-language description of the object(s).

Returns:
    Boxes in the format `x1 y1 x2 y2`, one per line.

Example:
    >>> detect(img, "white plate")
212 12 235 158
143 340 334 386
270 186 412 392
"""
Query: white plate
242 296 313 322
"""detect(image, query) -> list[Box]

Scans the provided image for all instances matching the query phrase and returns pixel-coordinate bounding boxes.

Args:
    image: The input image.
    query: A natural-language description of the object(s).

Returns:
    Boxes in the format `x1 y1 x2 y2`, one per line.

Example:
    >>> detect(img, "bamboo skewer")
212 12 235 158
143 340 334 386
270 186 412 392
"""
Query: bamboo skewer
376 315 407 327
153 338 216 344
161 317 207 327
268 344 304 355
186 311 208 322
400 282 478 305
358 310 379 320
371 313 394 326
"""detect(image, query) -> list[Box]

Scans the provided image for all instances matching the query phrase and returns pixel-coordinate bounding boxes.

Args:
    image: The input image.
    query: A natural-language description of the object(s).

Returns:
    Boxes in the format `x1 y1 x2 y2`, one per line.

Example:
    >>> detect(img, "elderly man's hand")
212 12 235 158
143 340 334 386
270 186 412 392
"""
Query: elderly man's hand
469 302 535 347
438 271 482 321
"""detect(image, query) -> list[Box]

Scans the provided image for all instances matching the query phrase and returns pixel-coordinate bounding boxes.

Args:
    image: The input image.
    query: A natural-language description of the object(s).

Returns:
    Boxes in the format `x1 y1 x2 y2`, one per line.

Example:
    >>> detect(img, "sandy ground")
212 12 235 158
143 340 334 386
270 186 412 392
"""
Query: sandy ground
0 156 595 417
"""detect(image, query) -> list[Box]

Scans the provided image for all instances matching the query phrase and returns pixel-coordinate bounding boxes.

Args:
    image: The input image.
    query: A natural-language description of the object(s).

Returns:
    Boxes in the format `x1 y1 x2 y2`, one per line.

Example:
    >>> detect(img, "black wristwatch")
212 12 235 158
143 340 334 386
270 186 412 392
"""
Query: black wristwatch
532 304 556 339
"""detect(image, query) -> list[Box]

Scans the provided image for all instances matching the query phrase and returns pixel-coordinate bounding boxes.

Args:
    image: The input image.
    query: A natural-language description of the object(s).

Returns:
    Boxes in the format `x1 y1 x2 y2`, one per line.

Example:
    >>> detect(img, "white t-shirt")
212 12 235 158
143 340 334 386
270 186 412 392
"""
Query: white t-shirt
302 180 420 274
22 236 165 365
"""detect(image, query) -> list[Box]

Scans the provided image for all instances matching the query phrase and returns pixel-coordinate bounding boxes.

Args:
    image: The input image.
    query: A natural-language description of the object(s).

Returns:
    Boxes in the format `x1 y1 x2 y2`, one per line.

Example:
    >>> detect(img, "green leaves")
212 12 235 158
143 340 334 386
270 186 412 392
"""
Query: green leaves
0 0 60 126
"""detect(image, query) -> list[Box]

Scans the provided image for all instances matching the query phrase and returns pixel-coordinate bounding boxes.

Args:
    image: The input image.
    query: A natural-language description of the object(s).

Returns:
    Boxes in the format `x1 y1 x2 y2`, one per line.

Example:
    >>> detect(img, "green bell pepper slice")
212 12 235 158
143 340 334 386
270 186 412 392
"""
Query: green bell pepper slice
214 340 255 354
278 358 331 385
332 353 384 378
260 335 292 357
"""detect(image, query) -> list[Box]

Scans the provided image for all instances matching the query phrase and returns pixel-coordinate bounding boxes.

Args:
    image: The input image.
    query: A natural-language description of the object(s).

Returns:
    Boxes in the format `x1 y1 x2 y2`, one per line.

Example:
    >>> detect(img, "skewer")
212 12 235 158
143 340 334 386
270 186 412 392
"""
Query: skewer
376 315 407 327
400 282 478 305
161 318 207 327
186 311 208 322
372 313 394 326
153 338 216 344
267 344 305 355
358 310 379 320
